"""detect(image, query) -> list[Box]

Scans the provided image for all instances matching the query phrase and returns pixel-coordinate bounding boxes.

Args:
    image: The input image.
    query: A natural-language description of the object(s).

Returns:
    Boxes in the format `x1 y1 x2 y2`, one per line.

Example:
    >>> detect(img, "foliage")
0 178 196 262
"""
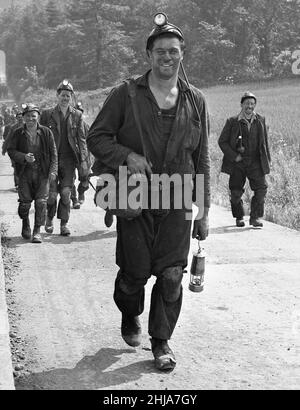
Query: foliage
1 0 300 94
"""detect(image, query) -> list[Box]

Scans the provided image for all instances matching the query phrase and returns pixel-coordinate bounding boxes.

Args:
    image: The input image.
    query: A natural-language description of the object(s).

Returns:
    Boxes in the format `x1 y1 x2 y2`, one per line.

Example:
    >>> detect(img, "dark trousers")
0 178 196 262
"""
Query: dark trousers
47 157 76 222
18 167 49 227
229 163 268 219
114 208 191 340
11 160 19 188
71 167 89 202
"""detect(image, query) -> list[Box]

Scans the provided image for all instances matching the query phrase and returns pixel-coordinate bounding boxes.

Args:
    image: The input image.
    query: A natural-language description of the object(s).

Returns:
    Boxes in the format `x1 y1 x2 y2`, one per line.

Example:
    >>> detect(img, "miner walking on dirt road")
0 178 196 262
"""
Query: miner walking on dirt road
7 103 57 243
87 13 210 371
218 91 271 228
40 80 90 236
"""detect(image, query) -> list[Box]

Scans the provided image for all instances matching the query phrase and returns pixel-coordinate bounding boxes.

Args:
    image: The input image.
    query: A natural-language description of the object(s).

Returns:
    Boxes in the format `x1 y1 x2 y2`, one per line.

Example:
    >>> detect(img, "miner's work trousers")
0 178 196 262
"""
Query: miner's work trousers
47 157 76 222
114 208 192 341
18 167 49 227
229 162 267 220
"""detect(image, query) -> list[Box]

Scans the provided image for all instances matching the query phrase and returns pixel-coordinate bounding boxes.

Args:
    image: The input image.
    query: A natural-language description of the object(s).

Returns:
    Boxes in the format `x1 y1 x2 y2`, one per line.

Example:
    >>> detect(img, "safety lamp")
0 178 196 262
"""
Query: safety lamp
189 241 205 292
62 79 69 86
153 12 168 27
21 103 28 110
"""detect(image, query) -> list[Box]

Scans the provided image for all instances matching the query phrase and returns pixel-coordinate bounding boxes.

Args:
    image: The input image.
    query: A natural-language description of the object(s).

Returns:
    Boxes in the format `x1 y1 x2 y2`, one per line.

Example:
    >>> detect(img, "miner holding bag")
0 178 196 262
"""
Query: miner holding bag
87 13 210 371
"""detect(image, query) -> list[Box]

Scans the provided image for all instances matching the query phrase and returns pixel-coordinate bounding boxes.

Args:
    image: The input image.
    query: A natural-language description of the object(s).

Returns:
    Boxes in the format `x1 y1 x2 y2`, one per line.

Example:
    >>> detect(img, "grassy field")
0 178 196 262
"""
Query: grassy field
203 78 300 230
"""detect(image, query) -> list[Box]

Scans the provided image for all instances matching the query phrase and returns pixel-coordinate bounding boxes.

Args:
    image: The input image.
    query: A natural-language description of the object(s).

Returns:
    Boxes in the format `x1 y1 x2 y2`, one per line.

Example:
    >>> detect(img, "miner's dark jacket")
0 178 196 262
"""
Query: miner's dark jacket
218 113 271 176
7 124 58 178
87 71 211 209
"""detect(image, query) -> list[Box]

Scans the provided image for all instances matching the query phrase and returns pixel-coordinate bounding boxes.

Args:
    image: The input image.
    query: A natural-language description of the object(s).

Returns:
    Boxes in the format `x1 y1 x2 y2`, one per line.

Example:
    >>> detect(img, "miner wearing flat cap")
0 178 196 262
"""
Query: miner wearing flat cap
87 13 210 371
218 91 271 228
7 103 57 243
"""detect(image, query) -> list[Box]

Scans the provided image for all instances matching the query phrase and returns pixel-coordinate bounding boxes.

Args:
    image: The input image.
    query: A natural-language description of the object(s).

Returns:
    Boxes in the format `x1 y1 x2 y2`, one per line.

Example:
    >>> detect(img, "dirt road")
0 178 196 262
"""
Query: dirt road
0 153 300 390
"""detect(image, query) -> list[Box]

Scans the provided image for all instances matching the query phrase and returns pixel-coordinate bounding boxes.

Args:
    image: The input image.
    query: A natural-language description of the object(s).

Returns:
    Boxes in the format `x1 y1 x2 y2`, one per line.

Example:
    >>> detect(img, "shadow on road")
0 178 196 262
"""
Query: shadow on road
210 225 252 234
5 230 117 247
15 347 157 390
44 230 118 244
0 188 18 193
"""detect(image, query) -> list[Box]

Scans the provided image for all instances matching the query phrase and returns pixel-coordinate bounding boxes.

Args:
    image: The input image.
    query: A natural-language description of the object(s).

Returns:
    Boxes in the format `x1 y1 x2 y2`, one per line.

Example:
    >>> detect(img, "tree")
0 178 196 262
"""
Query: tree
44 23 85 89
45 0 64 28
66 0 135 89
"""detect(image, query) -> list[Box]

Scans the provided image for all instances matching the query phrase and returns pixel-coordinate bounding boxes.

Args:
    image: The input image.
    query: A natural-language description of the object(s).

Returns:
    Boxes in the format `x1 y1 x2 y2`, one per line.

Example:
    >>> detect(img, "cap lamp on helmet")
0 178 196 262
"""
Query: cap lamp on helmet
146 12 184 50
57 79 74 93
21 103 40 115
76 101 84 112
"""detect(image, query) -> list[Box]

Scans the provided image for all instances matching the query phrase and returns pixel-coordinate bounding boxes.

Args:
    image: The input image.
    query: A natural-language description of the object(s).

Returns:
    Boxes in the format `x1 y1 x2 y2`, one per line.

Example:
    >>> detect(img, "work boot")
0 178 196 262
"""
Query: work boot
104 210 114 228
121 314 142 347
249 217 263 228
78 193 85 205
236 218 245 227
60 221 71 236
45 216 54 233
72 199 81 209
32 226 42 243
21 218 31 240
150 338 176 371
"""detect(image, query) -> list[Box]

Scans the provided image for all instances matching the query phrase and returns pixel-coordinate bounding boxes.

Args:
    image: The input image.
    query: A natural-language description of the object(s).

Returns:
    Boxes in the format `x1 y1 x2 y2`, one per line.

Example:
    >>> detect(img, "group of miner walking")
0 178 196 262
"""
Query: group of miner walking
0 12 271 372
1 82 91 242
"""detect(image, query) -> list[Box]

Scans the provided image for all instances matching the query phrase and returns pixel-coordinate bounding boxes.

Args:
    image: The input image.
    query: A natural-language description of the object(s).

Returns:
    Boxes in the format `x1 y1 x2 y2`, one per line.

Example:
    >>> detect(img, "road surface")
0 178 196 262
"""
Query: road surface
0 152 299 390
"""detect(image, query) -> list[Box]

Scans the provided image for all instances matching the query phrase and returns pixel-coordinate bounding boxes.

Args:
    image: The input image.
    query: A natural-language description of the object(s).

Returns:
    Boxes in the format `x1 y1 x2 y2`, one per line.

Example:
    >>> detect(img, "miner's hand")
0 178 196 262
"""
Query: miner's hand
126 152 152 180
192 215 209 240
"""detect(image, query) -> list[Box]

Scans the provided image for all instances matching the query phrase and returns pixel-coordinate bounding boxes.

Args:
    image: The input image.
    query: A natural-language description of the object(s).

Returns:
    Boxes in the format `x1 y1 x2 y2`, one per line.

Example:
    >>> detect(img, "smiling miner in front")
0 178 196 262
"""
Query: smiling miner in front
87 13 210 371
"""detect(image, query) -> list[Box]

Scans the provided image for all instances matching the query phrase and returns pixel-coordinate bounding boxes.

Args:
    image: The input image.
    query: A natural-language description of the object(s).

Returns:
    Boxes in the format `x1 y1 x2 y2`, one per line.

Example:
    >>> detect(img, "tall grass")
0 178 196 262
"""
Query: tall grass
203 78 300 230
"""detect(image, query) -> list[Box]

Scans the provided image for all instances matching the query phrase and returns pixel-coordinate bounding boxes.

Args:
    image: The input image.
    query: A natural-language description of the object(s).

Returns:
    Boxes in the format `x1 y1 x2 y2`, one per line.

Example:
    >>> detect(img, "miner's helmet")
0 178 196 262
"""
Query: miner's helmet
75 101 84 112
21 103 40 116
241 91 257 104
57 79 74 94
146 12 184 51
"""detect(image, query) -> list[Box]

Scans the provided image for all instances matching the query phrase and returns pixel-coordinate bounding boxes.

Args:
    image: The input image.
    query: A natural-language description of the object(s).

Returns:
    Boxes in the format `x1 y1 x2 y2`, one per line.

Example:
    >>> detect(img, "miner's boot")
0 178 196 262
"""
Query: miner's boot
21 218 31 240
78 193 85 205
32 226 42 243
60 220 71 236
121 314 142 347
45 216 54 233
249 217 263 228
236 218 245 227
150 338 176 371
